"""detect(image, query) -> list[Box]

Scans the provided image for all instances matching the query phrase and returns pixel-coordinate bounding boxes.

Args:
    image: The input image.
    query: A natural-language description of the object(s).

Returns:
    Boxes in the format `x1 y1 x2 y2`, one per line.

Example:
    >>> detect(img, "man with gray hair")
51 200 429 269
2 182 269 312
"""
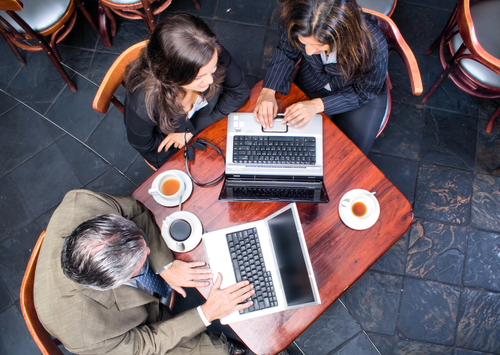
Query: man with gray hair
34 189 253 355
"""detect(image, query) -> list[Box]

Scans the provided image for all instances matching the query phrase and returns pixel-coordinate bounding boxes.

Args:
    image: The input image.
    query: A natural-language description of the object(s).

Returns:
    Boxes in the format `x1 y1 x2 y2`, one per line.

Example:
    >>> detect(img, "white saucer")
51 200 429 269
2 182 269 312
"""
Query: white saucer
150 170 193 207
161 211 203 253
338 189 380 230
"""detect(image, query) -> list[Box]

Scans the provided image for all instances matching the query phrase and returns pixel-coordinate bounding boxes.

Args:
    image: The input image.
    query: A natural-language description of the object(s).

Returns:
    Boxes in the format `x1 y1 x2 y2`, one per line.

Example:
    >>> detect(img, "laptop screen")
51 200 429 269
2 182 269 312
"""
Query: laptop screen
268 208 315 306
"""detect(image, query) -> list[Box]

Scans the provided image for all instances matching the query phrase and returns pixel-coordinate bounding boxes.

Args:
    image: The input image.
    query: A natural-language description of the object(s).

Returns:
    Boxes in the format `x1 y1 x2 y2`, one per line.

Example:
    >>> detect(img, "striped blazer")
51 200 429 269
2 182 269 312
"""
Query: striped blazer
263 13 388 117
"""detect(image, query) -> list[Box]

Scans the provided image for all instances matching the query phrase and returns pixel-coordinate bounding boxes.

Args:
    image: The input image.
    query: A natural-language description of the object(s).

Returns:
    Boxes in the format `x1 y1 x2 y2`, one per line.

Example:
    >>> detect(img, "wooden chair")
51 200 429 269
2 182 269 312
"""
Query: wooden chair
421 0 500 133
92 40 158 170
0 0 98 92
98 0 201 47
20 231 64 355
21 230 176 355
362 8 423 136
358 0 397 16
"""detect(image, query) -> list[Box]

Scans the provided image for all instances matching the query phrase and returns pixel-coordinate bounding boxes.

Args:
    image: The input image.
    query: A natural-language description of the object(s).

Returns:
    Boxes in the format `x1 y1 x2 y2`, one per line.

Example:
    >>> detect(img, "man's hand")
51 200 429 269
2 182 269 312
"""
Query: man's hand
201 273 254 322
253 88 278 129
159 260 213 298
283 98 324 127
157 132 194 152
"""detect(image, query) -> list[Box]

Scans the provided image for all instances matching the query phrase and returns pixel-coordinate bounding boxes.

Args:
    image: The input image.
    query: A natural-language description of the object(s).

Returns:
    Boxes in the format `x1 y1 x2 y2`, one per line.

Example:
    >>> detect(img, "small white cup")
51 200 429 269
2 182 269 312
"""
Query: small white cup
149 171 185 201
341 195 374 219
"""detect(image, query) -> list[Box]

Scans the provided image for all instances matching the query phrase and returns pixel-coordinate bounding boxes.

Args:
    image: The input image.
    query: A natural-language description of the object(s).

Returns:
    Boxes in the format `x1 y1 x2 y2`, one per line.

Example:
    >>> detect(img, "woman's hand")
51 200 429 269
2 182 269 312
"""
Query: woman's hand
157 132 194 152
159 260 213 298
283 98 324 127
253 88 278 129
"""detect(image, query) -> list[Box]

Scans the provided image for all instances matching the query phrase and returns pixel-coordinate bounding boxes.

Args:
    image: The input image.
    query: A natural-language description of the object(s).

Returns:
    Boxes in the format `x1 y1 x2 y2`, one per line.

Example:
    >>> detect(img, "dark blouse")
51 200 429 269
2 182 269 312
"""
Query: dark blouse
262 13 388 117
124 47 250 168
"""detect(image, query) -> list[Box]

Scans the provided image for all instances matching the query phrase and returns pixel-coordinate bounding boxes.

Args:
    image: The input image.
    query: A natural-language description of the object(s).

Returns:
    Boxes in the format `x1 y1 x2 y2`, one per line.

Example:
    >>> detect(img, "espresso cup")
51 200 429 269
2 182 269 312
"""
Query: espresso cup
148 171 185 201
169 219 192 251
341 195 374 219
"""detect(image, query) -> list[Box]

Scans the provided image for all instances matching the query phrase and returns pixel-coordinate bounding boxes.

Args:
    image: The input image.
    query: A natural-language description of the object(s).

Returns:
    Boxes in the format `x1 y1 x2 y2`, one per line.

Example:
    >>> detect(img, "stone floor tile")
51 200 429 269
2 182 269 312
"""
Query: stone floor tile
294 300 361 355
406 219 467 285
471 174 500 231
331 332 379 355
464 230 500 292
398 278 460 345
216 0 273 26
393 339 453 355
456 289 500 353
342 271 403 335
371 101 423 160
9 144 82 218
0 305 41 354
414 163 473 225
420 108 477 170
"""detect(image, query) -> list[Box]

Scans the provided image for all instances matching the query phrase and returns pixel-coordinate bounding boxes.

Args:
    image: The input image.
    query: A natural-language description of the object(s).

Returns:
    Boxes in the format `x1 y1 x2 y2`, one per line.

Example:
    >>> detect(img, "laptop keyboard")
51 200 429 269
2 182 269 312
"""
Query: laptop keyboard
226 227 278 314
232 187 315 201
232 136 316 165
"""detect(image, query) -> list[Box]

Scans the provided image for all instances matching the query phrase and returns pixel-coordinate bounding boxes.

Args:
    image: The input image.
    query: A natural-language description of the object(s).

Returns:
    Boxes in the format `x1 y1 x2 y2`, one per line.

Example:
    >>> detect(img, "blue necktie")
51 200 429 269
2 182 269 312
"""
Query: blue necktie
135 266 172 299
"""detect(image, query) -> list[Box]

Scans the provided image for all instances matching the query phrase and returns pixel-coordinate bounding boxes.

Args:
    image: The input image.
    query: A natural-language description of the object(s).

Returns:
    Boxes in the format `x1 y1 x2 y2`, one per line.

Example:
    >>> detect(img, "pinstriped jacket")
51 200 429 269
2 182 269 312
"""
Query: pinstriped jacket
263 13 388 117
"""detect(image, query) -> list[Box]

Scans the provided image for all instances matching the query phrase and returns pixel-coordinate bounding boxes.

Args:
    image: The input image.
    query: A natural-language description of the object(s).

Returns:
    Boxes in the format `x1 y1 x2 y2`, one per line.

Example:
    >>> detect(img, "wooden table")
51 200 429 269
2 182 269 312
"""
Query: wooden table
132 81 413 355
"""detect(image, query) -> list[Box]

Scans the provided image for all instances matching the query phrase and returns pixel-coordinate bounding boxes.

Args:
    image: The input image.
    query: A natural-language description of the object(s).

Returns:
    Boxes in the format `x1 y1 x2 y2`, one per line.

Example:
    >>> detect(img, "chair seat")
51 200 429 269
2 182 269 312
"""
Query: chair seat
357 0 396 16
450 0 500 89
0 0 71 33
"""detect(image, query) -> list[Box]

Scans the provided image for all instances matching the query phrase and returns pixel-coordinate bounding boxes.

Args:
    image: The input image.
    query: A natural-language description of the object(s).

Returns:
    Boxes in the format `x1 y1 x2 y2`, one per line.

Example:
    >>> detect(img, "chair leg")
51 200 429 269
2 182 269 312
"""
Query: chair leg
421 44 467 104
75 0 101 36
5 11 77 92
485 105 500 133
0 26 26 66
97 2 113 47
140 0 156 33
425 6 458 56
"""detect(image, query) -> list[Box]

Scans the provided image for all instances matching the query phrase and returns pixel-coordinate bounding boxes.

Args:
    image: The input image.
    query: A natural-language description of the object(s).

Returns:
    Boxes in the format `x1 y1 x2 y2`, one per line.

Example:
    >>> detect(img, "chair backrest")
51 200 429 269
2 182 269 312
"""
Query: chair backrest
20 231 64 355
457 0 500 74
363 8 423 96
93 40 147 114
0 0 23 11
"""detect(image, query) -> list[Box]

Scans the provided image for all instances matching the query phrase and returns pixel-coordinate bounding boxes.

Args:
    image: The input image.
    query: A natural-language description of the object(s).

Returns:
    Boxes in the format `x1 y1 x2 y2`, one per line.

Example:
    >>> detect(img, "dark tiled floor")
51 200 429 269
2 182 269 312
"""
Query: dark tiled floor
1 0 500 354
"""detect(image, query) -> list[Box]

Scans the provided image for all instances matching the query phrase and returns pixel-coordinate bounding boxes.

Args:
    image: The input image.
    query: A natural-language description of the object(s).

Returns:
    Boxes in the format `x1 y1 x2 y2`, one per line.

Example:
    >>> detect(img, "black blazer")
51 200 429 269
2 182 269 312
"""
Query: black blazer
262 13 388 117
124 47 250 168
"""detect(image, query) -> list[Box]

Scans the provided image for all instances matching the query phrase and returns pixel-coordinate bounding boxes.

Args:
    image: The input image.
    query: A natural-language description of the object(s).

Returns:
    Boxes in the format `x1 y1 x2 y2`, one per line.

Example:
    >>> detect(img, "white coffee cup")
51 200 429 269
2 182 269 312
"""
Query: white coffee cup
148 171 185 201
341 194 374 219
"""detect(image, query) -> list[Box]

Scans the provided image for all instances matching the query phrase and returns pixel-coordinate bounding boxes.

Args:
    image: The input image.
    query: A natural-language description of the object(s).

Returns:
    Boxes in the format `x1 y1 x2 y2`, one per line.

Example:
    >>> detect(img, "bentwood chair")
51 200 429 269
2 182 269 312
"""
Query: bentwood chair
98 0 200 46
0 0 98 92
421 0 500 133
92 40 158 169
20 231 65 355
362 8 423 136
358 0 397 17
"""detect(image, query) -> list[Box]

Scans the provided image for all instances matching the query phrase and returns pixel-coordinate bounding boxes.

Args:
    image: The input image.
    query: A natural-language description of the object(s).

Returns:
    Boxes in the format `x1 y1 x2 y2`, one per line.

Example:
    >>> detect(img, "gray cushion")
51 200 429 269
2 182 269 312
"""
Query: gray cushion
358 0 396 16
0 0 71 34
450 0 500 88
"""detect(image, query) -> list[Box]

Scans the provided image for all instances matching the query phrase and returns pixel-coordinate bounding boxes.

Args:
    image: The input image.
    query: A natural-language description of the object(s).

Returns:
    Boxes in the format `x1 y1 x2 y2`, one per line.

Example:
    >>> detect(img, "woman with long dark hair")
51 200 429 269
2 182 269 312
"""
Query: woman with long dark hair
125 13 249 168
254 0 388 154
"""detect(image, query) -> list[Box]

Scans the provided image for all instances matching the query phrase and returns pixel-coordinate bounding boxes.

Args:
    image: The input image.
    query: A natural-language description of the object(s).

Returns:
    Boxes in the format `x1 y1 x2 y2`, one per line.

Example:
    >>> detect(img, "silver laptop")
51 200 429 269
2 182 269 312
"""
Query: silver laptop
202 203 321 324
218 113 329 203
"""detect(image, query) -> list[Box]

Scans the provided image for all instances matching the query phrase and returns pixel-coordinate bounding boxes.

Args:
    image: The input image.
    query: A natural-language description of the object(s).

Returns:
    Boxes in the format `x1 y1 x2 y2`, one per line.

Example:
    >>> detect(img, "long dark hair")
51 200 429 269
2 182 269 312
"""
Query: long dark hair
279 0 375 81
124 13 226 134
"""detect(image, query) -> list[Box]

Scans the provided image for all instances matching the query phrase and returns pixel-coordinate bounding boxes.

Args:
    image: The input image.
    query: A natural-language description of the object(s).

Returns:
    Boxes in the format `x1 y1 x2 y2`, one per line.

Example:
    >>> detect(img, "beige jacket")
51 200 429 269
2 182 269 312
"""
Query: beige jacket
33 190 206 355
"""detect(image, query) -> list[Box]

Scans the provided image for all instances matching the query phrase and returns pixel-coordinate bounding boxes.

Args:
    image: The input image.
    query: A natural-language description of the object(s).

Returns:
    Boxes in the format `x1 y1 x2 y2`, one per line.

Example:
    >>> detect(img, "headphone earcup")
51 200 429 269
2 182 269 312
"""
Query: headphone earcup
187 146 195 162
192 140 207 151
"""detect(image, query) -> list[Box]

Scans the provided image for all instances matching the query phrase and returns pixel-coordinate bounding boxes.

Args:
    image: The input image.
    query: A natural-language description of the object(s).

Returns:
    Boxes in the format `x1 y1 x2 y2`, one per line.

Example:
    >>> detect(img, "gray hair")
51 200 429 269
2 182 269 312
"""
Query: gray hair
61 214 147 291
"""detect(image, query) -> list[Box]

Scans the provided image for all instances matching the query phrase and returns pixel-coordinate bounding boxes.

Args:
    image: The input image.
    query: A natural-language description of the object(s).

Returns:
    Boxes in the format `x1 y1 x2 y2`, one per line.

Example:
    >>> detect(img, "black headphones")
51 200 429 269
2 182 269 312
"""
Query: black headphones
184 133 225 186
